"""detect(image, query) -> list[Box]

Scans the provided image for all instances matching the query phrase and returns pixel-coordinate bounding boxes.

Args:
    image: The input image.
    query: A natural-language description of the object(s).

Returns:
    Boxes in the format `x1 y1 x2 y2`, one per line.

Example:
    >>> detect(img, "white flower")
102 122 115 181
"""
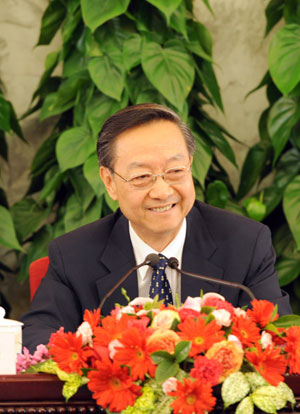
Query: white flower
76 321 93 346
108 339 123 359
115 305 136 320
228 334 243 349
261 331 273 349
233 307 247 318
129 297 154 306
212 309 232 327
181 296 202 312
162 377 178 394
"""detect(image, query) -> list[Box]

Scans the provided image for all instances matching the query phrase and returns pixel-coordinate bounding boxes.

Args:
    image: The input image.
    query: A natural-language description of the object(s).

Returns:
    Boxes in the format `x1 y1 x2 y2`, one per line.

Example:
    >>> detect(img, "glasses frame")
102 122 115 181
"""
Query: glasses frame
111 164 192 190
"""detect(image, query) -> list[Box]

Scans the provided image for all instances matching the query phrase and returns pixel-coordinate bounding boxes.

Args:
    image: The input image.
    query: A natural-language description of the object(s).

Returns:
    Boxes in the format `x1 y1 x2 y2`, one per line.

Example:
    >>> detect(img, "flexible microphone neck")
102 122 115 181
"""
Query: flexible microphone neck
168 257 256 302
99 253 160 312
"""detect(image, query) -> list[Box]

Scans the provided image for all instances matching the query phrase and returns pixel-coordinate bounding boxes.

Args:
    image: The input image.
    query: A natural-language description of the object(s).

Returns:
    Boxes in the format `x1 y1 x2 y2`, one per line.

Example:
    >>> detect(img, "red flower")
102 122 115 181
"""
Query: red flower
87 359 141 412
178 308 200 322
203 298 235 316
247 299 278 327
168 378 216 414
83 309 101 331
114 327 156 380
93 314 130 347
246 343 287 386
49 331 88 374
178 315 225 357
284 326 300 374
231 315 261 348
191 355 223 386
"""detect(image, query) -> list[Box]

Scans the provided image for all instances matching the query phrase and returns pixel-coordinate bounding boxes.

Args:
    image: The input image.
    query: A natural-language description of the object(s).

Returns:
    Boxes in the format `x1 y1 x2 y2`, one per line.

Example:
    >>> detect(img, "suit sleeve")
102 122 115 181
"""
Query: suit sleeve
242 224 292 315
21 239 83 353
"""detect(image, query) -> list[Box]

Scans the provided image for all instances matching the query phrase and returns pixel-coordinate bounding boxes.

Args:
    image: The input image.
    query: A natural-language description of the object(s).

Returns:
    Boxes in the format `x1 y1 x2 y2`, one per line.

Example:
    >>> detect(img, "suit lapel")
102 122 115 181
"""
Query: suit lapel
95 214 138 315
181 203 224 301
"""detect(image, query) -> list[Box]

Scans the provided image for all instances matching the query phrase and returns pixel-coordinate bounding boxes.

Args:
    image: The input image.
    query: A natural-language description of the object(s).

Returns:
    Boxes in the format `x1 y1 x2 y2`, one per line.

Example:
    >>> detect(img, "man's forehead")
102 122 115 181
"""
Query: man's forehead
126 154 186 170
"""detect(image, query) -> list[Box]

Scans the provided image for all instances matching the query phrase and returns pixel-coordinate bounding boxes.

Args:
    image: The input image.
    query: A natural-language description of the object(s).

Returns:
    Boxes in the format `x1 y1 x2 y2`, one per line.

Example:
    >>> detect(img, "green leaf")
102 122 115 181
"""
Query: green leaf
104 192 119 212
265 0 284 36
0 94 11 132
192 133 212 187
206 180 229 209
142 40 194 111
273 313 300 327
123 34 142 71
40 167 64 202
274 147 300 189
268 96 300 164
237 142 272 199
236 396 254 414
170 2 188 39
276 255 300 286
151 350 174 365
284 0 300 25
277 381 296 405
83 154 106 198
244 372 268 392
155 359 179 383
0 206 23 251
146 0 182 24
64 195 102 232
269 24 300 94
62 7 81 44
68 169 95 212
283 175 300 250
200 61 223 111
186 21 212 60
37 0 66 45
222 372 250 408
31 133 57 177
174 341 191 363
243 197 266 222
88 55 124 101
252 385 287 413
10 199 49 241
56 126 95 171
198 120 237 167
81 0 130 32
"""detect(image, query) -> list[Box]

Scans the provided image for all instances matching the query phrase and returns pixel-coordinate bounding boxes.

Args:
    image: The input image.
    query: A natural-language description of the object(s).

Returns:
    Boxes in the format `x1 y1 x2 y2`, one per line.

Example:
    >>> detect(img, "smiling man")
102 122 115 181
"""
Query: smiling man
22 103 292 351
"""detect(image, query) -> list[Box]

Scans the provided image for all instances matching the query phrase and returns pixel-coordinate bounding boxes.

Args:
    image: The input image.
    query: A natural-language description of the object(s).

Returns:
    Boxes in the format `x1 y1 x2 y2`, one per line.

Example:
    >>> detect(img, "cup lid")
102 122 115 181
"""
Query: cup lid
0 306 23 327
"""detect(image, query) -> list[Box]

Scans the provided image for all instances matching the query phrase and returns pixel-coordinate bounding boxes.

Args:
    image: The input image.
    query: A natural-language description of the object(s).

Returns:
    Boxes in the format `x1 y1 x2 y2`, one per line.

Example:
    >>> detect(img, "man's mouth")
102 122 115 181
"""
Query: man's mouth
150 204 175 212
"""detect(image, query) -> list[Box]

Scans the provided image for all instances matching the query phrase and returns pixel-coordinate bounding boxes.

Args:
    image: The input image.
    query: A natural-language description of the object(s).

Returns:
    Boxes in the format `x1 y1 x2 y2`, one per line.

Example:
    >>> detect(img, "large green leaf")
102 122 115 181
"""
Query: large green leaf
68 169 95 212
170 2 187 39
123 35 142 71
283 175 300 250
146 0 182 24
81 0 130 32
269 24 300 94
56 126 95 171
0 94 11 132
186 21 212 61
237 142 272 199
37 0 66 45
40 167 64 202
198 61 223 111
276 254 300 286
274 147 300 189
64 194 102 232
141 40 194 111
88 55 124 101
10 199 49 241
83 154 107 198
206 180 229 209
284 0 300 25
0 206 23 251
192 133 212 187
267 96 300 164
265 0 284 36
62 7 81 44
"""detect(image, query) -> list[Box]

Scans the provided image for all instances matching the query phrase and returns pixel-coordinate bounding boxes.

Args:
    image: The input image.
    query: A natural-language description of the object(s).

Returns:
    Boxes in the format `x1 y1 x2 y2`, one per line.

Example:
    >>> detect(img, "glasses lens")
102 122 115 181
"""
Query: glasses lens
130 173 153 188
165 167 188 184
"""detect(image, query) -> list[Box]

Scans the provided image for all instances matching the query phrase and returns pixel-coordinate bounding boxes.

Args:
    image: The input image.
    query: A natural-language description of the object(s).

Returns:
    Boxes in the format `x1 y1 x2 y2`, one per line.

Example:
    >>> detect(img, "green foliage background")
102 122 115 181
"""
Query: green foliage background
0 0 299 312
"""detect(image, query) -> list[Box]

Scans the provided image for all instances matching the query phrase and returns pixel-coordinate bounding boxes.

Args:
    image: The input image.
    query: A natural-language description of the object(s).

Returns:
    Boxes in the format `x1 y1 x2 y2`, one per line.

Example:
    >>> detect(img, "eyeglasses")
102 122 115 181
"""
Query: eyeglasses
112 165 192 189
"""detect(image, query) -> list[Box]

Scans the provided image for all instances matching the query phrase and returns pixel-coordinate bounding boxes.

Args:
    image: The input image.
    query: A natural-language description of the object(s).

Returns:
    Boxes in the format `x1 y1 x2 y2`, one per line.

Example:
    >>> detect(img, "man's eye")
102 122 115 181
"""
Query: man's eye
131 174 151 182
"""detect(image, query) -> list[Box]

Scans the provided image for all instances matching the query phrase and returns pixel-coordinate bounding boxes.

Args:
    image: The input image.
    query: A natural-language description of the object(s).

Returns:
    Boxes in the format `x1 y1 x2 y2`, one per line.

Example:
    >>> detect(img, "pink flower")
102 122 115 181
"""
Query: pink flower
181 296 202 312
201 293 225 306
162 377 178 394
129 297 154 307
76 321 93 346
191 355 223 386
32 344 50 364
212 309 232 327
16 347 33 373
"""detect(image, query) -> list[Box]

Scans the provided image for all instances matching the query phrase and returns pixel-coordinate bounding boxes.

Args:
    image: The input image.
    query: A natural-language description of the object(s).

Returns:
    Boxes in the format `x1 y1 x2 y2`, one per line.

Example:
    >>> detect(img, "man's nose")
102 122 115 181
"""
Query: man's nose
148 175 174 198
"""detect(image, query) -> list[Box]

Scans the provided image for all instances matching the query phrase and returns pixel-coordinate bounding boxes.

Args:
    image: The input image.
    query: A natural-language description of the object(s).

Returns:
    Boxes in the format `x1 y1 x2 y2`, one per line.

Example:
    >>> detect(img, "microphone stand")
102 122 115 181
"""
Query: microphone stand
168 257 256 302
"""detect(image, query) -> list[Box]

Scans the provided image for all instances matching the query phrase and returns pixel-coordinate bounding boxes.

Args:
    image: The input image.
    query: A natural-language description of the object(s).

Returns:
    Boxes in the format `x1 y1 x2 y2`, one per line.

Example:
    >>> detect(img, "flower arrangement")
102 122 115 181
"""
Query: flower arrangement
18 293 300 414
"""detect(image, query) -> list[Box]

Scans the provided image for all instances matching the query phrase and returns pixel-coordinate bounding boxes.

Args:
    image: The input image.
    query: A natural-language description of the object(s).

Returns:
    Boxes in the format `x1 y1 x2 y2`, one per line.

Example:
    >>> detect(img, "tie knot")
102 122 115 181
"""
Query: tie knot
154 254 168 271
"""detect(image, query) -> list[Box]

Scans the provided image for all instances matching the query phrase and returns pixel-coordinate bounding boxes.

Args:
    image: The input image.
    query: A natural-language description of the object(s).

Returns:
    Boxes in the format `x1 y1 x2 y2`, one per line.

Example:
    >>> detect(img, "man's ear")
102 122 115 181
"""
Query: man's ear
99 166 118 201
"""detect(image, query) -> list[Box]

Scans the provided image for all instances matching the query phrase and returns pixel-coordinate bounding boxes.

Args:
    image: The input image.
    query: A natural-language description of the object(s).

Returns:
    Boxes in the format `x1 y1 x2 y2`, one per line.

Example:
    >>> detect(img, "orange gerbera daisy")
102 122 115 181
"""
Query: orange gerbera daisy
284 326 300 374
246 343 287 386
114 327 156 380
231 315 261 348
93 314 131 347
177 315 225 357
83 308 101 331
49 331 88 374
87 359 141 412
168 378 216 414
247 299 278 327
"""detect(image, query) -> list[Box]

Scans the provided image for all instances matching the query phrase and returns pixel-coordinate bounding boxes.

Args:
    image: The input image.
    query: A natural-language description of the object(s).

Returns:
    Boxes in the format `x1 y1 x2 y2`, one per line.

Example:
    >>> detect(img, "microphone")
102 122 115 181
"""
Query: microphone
99 253 160 311
168 257 256 302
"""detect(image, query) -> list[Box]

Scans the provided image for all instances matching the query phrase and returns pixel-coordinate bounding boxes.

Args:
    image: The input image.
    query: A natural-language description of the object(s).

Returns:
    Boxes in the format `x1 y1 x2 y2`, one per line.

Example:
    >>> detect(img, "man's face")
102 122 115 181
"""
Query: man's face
100 120 195 251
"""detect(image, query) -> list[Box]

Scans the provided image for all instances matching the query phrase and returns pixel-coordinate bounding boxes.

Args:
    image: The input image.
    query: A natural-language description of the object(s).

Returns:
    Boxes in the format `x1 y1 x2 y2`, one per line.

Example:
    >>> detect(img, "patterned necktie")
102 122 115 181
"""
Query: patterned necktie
149 254 173 305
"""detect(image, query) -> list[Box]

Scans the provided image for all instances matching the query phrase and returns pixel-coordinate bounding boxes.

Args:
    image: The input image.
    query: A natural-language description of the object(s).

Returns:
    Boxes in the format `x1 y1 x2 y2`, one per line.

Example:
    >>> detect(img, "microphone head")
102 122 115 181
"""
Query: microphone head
168 257 179 269
145 253 160 267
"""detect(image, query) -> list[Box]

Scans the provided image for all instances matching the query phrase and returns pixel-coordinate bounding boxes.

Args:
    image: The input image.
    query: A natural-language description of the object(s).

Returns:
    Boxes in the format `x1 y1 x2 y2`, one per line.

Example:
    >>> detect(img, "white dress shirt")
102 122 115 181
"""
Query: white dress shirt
129 219 187 302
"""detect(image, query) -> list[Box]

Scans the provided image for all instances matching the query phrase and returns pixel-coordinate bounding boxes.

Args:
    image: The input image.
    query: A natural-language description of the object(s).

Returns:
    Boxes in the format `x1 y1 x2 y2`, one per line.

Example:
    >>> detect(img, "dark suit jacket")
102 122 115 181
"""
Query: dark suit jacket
22 201 292 352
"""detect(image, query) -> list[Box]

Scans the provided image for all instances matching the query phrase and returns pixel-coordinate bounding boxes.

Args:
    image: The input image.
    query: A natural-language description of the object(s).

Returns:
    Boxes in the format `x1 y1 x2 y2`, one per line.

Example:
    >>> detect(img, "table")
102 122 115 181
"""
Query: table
0 373 300 413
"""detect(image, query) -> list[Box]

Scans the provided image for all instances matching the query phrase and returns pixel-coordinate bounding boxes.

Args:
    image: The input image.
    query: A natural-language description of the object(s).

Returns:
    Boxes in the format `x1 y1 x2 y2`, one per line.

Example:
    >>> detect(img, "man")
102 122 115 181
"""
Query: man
22 103 292 351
